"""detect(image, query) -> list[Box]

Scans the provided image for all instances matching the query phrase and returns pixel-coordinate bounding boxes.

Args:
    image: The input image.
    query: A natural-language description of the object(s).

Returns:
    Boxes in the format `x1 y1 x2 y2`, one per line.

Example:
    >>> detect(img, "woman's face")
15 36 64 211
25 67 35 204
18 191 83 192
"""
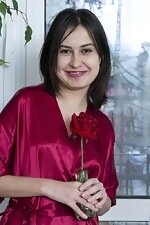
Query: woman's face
56 25 100 92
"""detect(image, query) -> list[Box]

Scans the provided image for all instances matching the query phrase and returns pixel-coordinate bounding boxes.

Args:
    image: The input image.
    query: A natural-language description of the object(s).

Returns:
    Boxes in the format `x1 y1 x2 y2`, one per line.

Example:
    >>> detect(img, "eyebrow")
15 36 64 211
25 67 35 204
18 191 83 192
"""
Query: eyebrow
59 43 95 49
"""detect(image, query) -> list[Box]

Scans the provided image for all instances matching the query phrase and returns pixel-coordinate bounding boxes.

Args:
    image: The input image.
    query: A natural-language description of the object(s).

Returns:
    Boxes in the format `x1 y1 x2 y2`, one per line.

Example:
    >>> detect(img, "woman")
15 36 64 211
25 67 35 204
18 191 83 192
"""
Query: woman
0 8 118 225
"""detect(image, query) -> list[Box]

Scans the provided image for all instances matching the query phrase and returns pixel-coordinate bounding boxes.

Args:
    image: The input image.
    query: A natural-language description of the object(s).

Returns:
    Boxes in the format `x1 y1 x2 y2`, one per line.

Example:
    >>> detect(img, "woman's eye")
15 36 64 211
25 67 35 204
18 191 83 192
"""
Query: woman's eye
59 49 71 54
81 48 92 54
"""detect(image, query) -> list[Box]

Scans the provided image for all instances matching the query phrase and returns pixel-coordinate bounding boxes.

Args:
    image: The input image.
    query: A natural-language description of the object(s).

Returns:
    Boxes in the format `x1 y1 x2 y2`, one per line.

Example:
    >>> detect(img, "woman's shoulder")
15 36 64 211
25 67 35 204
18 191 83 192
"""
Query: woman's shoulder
9 83 52 105
15 83 46 98
1 83 50 114
90 106 114 136
91 106 112 125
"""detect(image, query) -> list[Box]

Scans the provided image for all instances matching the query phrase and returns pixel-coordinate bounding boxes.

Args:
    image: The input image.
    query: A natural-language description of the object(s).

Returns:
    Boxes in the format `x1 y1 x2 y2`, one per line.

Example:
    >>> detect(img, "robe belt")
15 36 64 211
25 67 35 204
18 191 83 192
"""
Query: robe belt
7 199 75 222
8 200 38 224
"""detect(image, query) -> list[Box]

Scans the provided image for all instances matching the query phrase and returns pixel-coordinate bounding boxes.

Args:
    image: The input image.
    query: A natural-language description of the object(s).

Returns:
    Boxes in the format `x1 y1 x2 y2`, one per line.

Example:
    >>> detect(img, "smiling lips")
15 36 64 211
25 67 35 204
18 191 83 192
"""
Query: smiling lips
66 71 87 77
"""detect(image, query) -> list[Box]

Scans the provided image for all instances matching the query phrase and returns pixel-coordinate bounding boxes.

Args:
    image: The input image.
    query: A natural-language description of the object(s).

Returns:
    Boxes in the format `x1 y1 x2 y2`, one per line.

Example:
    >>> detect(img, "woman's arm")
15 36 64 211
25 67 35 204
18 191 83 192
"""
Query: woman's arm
0 175 44 197
0 175 98 219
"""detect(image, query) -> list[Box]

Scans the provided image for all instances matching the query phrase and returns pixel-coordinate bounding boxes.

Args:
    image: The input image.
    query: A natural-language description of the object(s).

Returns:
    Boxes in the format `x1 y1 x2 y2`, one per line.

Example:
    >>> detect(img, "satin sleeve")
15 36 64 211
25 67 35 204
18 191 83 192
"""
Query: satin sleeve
101 118 119 206
0 94 18 203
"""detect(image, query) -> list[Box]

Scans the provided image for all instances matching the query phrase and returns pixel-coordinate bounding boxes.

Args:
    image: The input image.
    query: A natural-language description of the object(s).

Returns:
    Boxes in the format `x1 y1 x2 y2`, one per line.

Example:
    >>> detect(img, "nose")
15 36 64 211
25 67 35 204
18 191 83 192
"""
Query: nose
69 52 82 68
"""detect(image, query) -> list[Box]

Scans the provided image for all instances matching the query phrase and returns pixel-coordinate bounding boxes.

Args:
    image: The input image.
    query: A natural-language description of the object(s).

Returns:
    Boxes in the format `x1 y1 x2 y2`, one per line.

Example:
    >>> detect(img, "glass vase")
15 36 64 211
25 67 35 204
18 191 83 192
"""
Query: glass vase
75 169 96 220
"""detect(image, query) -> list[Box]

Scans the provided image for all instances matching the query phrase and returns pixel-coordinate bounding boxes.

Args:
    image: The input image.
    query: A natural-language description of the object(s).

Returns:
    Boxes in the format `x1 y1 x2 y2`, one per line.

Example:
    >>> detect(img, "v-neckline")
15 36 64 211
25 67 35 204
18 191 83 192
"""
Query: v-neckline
54 96 92 138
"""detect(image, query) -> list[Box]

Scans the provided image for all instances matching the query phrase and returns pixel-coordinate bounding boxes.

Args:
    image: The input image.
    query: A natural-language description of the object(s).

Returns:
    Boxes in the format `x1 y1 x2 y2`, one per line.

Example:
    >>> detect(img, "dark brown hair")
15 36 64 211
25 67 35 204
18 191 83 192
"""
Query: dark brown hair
40 8 111 108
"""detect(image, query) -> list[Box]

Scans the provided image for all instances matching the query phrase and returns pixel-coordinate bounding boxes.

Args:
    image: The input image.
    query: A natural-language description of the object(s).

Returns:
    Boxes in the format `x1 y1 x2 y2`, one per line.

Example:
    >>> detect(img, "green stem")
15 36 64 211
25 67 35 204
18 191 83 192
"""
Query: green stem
81 137 84 171
9 7 29 25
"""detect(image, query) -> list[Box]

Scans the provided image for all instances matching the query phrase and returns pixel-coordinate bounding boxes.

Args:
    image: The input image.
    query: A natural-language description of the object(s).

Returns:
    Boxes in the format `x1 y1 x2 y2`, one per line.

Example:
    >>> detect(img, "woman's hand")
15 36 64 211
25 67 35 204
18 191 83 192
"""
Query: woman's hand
79 178 111 213
41 180 98 219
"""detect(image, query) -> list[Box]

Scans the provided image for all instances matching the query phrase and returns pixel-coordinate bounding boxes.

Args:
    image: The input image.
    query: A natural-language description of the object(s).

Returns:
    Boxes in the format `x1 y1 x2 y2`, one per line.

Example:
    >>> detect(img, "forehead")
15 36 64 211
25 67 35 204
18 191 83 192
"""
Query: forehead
61 25 94 45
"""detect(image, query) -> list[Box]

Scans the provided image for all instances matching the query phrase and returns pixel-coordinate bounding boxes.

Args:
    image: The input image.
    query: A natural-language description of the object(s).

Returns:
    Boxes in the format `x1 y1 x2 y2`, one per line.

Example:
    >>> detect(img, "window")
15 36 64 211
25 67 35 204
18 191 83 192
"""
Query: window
46 0 150 198
45 0 150 221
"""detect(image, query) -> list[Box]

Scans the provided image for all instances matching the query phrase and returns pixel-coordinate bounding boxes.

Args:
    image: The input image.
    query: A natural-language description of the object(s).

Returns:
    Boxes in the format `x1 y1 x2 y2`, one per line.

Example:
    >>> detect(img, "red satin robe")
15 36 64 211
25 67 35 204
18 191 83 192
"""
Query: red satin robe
0 84 118 225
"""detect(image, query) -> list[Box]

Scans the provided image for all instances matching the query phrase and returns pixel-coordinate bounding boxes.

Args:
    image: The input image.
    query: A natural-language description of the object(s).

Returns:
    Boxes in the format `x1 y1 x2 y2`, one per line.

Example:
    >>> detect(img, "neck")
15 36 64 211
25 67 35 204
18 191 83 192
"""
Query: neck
56 88 89 136
57 88 88 114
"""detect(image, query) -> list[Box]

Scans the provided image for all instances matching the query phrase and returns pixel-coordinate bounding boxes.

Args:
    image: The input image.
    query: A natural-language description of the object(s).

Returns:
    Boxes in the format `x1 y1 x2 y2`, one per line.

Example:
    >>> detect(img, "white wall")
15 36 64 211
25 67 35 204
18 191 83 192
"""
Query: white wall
0 0 44 111
100 199 150 222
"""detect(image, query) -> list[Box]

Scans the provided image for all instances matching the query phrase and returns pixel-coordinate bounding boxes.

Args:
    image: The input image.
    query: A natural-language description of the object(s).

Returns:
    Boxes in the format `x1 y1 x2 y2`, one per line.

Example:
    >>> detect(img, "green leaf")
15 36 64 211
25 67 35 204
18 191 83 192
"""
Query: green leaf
7 6 12 18
0 59 9 65
12 0 18 14
25 25 32 45
0 1 7 17
0 15 2 36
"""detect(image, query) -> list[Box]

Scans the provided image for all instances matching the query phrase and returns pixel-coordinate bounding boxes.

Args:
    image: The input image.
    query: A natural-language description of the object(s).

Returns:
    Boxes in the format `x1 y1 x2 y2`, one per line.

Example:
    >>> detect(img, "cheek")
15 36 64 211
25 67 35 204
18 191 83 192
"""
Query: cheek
91 60 100 74
87 56 100 68
95 61 100 70
57 57 63 70
57 56 69 69
90 60 100 81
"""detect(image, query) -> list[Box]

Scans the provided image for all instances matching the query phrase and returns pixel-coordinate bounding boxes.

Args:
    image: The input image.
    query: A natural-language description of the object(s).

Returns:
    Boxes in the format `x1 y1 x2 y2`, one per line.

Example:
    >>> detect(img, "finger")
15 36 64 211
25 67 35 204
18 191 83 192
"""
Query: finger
81 194 91 200
79 178 100 191
77 196 98 212
72 203 88 219
81 183 101 198
91 199 98 205
87 191 101 203
95 194 108 209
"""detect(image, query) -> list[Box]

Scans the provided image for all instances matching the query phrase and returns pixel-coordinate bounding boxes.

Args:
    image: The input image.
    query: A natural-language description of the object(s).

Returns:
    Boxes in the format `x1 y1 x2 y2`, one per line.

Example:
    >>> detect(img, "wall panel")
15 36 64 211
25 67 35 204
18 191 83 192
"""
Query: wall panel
0 0 44 111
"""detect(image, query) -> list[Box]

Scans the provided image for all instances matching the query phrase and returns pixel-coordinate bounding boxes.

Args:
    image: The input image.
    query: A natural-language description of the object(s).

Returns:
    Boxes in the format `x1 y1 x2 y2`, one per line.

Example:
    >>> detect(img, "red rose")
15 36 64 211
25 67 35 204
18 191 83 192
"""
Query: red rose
70 112 99 140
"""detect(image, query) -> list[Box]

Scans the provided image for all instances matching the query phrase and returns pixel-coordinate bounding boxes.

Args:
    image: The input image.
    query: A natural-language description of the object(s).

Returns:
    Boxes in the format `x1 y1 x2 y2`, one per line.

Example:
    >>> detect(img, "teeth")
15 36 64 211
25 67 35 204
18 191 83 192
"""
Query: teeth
67 71 85 76
69 71 81 74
